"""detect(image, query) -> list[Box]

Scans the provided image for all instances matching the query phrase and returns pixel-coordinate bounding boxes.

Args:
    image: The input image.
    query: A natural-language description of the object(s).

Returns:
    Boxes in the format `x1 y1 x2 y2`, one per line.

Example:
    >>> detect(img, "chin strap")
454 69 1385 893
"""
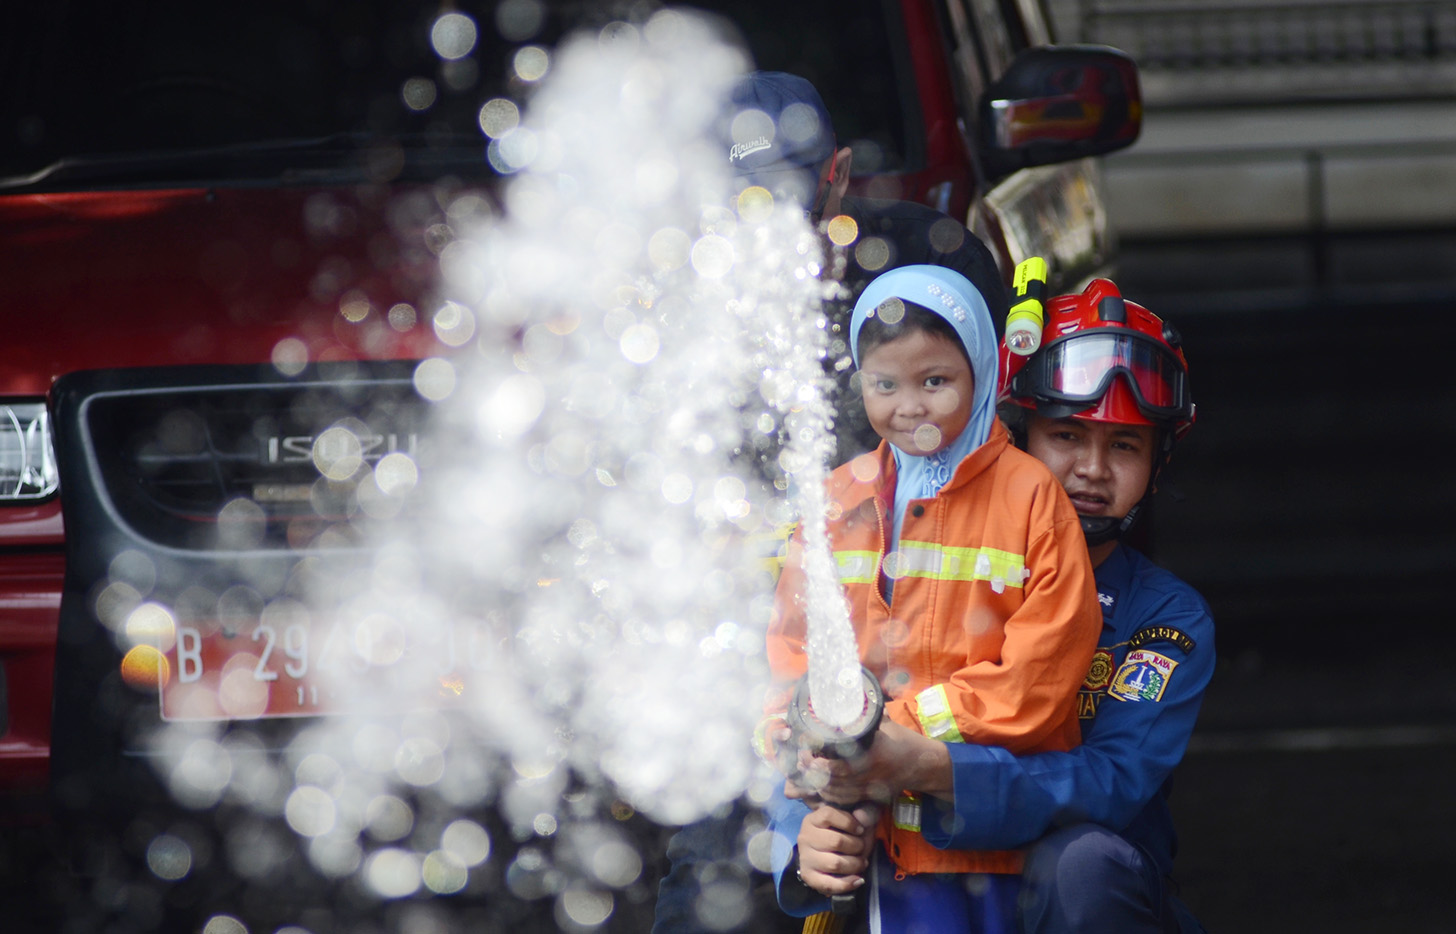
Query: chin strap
1080 499 1145 546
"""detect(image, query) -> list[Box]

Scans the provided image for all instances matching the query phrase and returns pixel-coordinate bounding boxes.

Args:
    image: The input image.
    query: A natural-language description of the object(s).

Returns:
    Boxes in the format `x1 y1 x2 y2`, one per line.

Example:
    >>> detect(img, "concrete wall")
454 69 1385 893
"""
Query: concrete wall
1103 100 1456 238
1042 1 1456 238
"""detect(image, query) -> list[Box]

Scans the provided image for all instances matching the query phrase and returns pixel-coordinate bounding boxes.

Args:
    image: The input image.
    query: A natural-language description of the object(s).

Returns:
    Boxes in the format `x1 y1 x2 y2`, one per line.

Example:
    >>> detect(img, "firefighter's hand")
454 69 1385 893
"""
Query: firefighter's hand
782 773 818 802
795 803 877 897
782 751 831 801
812 720 953 805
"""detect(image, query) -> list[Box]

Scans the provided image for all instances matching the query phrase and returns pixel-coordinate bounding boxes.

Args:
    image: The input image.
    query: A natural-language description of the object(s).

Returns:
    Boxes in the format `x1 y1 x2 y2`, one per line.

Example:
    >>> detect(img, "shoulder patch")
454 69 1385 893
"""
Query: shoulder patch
1128 626 1196 654
1082 649 1115 692
1108 650 1179 703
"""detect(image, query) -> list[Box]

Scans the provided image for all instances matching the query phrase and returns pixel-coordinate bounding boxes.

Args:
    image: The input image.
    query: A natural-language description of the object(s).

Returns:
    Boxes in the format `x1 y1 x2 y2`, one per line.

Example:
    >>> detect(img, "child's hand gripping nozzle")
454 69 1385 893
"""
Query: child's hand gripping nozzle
785 665 885 916
1006 256 1049 356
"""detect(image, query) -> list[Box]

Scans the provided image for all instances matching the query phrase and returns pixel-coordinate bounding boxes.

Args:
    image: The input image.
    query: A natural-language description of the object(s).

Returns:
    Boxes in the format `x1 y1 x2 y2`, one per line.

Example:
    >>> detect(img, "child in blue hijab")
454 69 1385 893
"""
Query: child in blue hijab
766 264 1101 932
850 264 1000 594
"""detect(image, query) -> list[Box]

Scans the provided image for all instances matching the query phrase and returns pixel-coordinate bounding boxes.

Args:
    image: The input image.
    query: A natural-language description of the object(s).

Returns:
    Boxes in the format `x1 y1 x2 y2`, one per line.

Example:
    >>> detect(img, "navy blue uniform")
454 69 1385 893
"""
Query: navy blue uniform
919 544 1214 932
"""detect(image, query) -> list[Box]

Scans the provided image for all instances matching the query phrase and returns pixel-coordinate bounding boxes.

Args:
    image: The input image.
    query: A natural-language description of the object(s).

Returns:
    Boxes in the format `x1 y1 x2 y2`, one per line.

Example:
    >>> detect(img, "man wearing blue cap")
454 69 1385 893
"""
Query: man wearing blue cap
723 70 1007 461
723 71 842 217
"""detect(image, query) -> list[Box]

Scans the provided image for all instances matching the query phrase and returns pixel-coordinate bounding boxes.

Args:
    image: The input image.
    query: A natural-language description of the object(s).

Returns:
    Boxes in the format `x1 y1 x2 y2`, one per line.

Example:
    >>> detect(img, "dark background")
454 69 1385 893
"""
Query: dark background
1116 230 1456 931
1055 0 1456 921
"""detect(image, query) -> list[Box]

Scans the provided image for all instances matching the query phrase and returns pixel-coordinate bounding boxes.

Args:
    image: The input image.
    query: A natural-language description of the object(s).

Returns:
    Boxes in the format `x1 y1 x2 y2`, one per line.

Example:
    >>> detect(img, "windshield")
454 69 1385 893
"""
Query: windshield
0 0 911 188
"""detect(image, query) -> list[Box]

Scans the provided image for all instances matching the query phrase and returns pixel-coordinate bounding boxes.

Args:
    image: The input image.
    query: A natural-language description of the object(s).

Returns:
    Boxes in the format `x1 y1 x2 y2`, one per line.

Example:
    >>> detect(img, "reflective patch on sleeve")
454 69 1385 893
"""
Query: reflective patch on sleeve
748 523 797 583
915 684 964 742
751 715 785 762
893 794 922 831
1108 649 1179 703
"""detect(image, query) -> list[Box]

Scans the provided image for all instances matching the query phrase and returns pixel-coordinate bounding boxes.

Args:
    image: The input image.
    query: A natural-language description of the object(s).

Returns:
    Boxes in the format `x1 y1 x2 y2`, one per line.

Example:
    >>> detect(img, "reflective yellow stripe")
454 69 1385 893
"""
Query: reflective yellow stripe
833 550 879 584
832 539 1025 582
915 684 965 742
830 543 1025 588
895 541 1026 587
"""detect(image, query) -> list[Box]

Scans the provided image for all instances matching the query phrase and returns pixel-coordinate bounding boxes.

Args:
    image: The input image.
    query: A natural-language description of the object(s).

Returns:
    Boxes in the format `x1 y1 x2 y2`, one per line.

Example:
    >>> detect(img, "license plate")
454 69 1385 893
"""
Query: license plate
159 616 467 722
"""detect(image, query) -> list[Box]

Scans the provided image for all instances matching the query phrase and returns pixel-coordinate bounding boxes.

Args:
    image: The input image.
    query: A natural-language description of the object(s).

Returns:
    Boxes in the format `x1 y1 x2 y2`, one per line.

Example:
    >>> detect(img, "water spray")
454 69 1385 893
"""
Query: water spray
126 7 886 922
774 266 883 916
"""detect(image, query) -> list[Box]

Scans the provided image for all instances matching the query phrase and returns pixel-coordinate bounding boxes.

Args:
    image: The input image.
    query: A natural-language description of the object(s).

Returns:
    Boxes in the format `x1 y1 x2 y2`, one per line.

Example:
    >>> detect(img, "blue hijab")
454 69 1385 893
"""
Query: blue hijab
849 265 1000 553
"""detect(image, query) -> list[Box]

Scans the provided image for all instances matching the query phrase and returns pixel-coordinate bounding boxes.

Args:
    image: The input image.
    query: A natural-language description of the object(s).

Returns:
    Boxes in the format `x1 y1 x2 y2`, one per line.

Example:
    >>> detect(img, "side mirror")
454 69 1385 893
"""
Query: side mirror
978 46 1142 181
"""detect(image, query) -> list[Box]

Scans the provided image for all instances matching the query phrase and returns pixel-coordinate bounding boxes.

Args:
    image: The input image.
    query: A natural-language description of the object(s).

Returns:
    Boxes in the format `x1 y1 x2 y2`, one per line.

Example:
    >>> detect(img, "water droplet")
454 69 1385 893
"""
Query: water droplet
558 884 614 927
912 423 942 452
690 234 734 278
364 847 423 899
431 12 478 60
826 215 858 247
875 297 905 324
479 98 522 139
441 819 492 866
146 834 193 882
514 45 551 82
619 324 660 364
284 785 337 838
364 794 414 842
422 850 470 894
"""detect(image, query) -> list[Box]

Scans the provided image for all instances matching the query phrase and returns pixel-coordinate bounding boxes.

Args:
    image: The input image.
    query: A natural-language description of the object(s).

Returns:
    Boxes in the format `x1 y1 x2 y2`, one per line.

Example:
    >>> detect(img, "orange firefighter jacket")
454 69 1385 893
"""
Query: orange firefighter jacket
766 419 1100 876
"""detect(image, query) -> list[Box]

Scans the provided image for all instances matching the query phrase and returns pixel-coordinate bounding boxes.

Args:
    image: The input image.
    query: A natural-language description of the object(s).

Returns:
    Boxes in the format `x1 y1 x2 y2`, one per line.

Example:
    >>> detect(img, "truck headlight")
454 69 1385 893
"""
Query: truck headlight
0 402 58 500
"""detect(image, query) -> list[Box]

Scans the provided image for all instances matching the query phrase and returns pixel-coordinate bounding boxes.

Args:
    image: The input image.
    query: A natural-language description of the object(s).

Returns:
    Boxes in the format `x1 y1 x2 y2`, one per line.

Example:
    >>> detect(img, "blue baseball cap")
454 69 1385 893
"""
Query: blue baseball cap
724 71 836 208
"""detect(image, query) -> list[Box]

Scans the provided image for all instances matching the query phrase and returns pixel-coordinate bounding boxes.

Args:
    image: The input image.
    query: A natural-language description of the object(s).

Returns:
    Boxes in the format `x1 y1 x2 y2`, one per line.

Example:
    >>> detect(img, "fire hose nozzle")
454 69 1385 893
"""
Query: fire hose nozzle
785 665 885 760
784 666 885 916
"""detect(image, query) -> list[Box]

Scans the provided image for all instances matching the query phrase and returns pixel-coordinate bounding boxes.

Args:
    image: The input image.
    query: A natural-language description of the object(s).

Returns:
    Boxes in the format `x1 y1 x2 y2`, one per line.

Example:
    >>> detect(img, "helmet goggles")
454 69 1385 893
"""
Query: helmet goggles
1017 329 1192 423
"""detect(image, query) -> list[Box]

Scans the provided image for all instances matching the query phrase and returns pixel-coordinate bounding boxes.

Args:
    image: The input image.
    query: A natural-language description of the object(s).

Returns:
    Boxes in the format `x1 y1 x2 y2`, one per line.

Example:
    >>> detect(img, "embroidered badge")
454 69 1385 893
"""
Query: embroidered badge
1128 626 1197 654
1082 649 1114 692
1108 649 1178 703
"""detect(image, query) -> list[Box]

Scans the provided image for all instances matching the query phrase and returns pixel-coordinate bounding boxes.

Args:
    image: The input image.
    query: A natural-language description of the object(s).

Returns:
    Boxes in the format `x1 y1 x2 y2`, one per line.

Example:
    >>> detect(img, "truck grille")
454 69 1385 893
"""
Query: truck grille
81 367 433 550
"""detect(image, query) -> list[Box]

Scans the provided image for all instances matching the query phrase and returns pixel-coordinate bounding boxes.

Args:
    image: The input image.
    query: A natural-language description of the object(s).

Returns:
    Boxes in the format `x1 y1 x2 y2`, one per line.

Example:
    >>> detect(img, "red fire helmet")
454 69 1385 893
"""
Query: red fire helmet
997 278 1195 440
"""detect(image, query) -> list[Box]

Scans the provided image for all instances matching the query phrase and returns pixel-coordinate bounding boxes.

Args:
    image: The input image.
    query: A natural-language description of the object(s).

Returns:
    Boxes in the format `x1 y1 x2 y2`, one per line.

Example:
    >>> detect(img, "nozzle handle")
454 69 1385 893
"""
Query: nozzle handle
824 798 874 915
786 669 884 918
